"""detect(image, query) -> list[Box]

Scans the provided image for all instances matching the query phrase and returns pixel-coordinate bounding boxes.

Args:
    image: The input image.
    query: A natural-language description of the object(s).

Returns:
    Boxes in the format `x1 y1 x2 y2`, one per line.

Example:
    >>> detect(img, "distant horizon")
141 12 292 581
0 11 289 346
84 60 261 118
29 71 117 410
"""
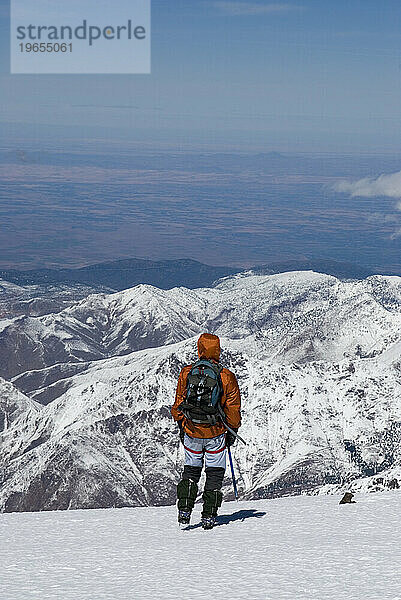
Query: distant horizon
1 146 401 274
0 254 396 278
4 132 401 156
1 2 401 275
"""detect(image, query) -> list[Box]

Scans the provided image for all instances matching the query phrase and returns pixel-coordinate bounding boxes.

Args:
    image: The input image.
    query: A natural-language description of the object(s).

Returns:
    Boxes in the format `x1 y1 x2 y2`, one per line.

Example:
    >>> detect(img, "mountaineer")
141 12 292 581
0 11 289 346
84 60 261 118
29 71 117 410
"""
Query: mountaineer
171 333 241 529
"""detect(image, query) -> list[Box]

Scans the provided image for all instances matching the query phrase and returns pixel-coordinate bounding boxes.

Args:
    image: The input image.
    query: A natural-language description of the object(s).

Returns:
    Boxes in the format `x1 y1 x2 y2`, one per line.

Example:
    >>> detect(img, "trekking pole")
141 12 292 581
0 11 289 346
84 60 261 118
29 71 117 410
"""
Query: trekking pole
227 446 239 501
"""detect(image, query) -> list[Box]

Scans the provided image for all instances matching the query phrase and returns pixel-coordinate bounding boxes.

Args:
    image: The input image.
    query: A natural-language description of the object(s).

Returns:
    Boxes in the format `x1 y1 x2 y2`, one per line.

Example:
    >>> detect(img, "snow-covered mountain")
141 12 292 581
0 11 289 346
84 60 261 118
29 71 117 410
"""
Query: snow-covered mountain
1 270 401 512
0 278 113 320
4 271 401 384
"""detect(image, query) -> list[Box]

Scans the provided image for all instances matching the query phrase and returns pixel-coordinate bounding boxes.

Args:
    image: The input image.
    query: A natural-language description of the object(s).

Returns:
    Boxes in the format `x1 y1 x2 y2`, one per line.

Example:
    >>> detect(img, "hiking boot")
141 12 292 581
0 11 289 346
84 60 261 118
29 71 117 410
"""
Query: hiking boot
178 510 191 527
201 515 216 530
202 489 223 519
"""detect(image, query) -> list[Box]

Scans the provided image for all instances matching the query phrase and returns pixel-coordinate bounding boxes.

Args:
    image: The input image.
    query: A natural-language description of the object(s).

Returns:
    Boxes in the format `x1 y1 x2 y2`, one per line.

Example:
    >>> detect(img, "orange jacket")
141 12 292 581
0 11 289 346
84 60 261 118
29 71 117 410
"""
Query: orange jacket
171 333 241 439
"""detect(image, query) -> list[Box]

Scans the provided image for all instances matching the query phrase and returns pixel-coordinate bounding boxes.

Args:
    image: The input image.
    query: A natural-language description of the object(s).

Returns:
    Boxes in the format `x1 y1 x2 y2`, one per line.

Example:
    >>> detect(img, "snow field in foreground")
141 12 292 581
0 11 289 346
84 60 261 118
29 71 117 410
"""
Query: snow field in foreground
1 491 400 600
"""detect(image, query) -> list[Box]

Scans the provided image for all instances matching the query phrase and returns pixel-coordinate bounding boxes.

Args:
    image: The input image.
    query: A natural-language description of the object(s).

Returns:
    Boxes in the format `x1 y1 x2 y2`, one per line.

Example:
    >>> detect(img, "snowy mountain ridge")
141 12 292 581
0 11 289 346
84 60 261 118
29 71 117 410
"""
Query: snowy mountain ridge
3 270 401 383
0 270 401 512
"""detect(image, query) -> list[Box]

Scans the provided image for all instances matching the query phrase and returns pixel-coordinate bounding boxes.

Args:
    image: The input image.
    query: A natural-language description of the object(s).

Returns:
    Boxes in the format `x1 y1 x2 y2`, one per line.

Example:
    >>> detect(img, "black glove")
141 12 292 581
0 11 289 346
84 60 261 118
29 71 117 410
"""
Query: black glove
226 429 238 448
178 421 185 444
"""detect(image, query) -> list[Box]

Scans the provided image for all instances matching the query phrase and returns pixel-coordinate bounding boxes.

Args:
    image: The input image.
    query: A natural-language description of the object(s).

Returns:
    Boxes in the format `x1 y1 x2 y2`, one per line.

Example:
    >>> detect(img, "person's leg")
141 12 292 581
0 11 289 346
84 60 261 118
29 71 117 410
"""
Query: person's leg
202 434 226 526
177 434 203 518
204 467 225 491
182 464 202 484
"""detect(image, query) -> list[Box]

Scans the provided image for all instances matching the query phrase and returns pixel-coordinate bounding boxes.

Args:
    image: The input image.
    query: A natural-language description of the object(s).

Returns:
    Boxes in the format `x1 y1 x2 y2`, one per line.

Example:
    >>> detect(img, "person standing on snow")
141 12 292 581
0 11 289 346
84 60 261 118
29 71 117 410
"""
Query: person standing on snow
171 333 241 529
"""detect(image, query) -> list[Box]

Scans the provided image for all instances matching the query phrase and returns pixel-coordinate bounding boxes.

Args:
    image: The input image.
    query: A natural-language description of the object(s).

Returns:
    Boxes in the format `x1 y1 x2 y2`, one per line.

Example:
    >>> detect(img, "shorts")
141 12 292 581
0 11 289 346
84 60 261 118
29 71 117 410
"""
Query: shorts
183 433 226 470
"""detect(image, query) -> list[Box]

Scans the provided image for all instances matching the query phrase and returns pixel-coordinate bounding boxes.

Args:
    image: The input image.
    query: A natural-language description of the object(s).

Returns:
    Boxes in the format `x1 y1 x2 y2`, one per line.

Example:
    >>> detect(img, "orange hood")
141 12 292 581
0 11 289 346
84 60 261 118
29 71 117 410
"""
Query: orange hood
197 333 220 362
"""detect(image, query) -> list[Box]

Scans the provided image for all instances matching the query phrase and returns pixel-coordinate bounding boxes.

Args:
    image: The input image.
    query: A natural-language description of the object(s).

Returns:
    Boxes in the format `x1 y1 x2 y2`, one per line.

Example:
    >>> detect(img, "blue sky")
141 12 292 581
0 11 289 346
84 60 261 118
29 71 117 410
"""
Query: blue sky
1 0 401 152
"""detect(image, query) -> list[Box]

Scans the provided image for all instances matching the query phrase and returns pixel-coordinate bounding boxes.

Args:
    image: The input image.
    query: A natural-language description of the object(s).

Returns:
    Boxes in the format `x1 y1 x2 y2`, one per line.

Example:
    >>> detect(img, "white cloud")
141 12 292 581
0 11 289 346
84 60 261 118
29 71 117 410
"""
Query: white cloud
212 2 302 16
334 172 401 239
334 170 401 199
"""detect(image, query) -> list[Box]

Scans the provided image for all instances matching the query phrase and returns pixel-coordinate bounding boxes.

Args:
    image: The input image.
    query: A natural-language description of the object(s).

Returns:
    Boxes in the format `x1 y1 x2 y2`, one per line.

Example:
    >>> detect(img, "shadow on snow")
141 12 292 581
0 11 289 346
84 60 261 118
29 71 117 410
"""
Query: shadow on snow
216 509 266 526
186 509 266 530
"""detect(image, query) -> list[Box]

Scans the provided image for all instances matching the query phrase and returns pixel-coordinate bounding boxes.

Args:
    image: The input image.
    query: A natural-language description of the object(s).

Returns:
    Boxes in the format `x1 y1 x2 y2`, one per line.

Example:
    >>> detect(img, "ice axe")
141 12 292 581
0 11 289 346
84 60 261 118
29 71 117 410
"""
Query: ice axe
218 405 247 445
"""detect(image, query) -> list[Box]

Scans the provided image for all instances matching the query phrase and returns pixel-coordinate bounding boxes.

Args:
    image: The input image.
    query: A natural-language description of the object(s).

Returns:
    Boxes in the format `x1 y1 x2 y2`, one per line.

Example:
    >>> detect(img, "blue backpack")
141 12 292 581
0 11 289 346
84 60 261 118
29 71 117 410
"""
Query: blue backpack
180 359 223 425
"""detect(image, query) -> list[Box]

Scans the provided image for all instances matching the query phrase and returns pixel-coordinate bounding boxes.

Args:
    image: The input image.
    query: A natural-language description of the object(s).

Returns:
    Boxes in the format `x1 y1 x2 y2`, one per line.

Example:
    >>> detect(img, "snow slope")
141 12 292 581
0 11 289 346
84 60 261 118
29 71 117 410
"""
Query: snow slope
1 492 400 600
